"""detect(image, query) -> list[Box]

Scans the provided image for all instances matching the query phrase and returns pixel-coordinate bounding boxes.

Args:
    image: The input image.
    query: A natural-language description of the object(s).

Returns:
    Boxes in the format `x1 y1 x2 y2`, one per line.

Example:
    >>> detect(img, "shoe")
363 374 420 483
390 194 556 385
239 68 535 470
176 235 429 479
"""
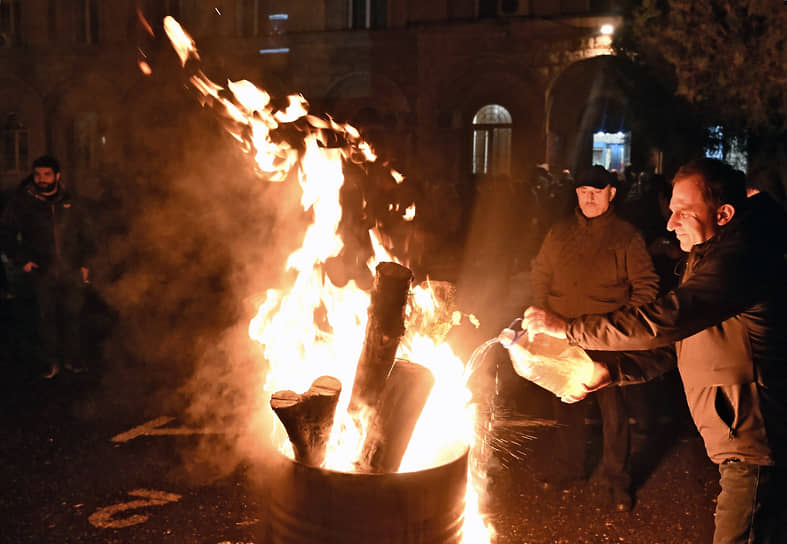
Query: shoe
64 361 87 374
41 361 60 379
610 485 633 512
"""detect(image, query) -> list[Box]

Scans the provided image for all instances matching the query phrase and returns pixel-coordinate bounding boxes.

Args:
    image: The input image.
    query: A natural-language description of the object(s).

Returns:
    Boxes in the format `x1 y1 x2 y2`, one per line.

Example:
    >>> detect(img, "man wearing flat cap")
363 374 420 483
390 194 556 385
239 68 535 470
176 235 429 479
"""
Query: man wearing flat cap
528 164 659 511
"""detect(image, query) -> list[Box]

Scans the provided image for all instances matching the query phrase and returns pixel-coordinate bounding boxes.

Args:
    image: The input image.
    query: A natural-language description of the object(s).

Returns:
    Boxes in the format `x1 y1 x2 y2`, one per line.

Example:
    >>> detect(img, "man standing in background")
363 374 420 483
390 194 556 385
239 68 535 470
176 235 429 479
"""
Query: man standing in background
0 155 92 378
529 164 659 511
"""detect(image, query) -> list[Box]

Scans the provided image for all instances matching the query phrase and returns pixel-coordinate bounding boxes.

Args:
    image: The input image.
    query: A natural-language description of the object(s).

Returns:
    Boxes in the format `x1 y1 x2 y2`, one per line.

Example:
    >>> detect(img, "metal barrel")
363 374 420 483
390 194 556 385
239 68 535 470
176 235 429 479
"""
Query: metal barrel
269 448 468 543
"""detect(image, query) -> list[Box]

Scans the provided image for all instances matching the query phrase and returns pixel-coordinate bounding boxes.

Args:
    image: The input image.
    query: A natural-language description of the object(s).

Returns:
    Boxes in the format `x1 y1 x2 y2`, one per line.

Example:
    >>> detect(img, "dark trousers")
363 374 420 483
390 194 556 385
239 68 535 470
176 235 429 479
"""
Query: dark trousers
31 273 85 366
596 386 631 490
714 462 786 544
552 386 631 489
553 395 586 479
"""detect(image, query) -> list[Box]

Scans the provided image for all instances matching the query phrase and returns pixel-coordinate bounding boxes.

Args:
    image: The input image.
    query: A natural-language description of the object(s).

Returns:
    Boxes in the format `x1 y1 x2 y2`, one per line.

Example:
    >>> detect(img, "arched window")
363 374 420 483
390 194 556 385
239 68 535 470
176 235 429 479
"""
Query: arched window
472 104 511 175
2 113 28 175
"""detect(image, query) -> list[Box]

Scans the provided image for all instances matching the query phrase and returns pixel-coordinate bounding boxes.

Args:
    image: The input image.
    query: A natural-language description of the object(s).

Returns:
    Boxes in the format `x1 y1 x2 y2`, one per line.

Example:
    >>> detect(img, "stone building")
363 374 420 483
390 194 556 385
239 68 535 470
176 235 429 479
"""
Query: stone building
0 1 682 192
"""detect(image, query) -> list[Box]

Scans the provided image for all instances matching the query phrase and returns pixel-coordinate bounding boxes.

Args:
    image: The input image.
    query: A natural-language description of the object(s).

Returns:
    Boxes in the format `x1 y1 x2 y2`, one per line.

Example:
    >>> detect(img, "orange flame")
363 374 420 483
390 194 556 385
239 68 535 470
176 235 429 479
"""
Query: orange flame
163 16 493 541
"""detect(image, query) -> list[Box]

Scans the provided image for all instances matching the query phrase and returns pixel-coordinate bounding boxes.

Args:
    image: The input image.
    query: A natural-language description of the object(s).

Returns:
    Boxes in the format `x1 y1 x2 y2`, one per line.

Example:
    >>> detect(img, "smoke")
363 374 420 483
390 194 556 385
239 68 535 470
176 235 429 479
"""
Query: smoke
80 13 428 483
83 76 310 480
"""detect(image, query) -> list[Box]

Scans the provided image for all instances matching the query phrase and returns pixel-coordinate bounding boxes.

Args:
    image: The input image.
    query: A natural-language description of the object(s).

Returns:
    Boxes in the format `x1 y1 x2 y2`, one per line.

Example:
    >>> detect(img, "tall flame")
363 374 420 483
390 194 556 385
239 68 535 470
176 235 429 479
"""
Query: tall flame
162 17 492 541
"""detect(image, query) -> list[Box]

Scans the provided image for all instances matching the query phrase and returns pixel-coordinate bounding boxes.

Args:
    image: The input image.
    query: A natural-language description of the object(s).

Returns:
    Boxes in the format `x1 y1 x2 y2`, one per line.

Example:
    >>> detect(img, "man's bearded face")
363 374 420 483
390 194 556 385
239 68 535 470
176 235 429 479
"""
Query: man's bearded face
33 167 60 193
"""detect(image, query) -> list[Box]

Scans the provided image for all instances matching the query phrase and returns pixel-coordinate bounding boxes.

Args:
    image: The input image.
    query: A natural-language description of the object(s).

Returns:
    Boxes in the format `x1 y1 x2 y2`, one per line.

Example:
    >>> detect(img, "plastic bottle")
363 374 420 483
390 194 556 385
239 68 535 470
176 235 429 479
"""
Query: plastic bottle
498 328 594 400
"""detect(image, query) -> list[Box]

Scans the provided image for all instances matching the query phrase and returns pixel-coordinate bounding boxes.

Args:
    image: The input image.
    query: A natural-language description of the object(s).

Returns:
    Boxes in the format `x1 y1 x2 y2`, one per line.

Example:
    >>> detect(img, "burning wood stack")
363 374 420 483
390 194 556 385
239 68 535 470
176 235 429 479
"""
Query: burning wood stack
270 261 435 472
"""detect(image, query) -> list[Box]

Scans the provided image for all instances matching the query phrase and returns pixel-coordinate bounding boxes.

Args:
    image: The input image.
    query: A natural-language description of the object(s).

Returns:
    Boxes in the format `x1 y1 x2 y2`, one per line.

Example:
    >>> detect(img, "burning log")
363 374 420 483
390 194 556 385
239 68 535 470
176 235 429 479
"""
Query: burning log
348 261 413 417
270 375 342 466
357 359 435 473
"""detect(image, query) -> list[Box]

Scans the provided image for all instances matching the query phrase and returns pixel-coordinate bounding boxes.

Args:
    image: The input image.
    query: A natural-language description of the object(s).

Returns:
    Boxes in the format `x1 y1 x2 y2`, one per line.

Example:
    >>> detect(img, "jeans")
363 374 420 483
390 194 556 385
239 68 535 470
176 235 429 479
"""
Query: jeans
714 461 786 544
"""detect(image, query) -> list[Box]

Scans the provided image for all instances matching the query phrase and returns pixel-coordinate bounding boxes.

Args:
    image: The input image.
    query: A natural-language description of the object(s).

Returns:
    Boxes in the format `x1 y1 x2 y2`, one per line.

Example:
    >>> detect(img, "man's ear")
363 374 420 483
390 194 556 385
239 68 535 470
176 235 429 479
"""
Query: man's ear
55 172 61 182
716 203 735 226
608 186 617 202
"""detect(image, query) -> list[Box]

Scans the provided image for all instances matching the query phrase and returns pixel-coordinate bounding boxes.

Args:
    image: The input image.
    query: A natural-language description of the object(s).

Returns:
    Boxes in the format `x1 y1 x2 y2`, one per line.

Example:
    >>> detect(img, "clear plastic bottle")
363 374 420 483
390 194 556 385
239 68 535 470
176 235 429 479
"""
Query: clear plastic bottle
498 328 594 400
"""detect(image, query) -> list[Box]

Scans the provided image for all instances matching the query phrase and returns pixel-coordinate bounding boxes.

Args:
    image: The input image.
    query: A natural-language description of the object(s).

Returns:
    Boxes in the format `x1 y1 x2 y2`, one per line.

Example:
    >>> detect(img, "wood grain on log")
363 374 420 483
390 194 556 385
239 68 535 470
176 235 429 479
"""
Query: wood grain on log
270 375 342 466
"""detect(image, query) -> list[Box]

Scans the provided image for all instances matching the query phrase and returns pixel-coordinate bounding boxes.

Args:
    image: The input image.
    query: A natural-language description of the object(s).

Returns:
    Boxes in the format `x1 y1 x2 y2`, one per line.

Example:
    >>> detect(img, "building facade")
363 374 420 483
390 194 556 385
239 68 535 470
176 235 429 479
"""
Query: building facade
0 0 659 197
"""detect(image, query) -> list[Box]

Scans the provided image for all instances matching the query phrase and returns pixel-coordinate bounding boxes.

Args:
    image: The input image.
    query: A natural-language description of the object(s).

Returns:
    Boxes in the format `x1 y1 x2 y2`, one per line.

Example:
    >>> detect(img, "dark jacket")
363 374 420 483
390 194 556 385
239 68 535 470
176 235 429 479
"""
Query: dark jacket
0 178 91 279
531 207 659 319
747 191 787 257
566 209 787 466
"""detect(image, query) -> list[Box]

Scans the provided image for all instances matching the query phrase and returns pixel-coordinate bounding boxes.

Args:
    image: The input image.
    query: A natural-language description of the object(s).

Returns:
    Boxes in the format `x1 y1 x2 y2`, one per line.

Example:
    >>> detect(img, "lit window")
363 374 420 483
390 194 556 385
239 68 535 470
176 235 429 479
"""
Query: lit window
1 113 28 174
472 104 512 175
592 131 630 172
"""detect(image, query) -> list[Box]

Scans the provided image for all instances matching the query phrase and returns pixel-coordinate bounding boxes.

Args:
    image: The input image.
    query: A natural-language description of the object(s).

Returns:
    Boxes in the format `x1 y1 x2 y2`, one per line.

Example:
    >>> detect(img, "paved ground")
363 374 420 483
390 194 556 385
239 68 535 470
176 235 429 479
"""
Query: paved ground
1 357 720 544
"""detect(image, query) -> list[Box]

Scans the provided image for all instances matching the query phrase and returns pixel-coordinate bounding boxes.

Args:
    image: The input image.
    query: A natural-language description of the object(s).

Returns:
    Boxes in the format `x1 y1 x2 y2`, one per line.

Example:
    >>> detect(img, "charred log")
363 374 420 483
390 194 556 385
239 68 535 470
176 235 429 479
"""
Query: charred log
270 375 342 466
357 360 435 473
347 261 413 418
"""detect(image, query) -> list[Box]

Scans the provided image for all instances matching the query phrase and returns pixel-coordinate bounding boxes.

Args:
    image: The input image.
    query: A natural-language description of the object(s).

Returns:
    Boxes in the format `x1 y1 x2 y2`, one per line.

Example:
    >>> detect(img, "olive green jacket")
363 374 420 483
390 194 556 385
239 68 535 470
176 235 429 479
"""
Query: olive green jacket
531 207 659 319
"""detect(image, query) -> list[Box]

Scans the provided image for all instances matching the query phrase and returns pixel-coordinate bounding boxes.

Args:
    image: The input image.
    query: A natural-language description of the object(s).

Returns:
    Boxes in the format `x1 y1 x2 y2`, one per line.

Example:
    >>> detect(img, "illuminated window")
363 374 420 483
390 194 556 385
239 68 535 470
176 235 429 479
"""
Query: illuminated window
1 113 28 174
350 0 386 29
472 104 512 175
592 131 630 172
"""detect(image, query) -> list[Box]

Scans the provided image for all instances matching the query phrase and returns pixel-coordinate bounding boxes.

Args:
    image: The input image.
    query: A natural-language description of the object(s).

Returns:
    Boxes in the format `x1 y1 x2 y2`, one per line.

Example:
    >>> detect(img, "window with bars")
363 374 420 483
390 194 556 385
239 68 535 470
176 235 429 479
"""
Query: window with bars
2 113 28 175
472 104 512 176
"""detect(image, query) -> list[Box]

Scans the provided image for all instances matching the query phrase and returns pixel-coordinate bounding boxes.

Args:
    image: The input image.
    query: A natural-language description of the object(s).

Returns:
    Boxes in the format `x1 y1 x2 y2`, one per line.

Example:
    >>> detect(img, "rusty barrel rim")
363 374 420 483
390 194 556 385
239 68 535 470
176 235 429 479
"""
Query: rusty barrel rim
270 446 470 544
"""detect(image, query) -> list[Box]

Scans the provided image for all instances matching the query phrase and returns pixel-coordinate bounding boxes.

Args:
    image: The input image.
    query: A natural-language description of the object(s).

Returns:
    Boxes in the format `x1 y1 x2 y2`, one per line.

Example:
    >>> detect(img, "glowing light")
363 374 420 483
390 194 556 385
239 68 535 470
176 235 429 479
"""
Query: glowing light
600 23 614 35
163 17 493 542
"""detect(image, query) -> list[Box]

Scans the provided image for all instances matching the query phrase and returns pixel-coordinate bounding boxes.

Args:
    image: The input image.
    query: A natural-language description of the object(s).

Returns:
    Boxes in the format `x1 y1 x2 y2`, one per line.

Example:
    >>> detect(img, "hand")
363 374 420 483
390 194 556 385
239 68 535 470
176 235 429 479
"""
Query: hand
522 306 568 340
23 261 39 273
559 361 612 403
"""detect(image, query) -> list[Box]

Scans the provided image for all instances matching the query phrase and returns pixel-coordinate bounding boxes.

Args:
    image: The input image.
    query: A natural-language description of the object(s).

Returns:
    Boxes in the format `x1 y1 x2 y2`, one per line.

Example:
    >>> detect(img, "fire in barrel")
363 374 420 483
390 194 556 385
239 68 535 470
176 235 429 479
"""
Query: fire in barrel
269 262 468 543
157 17 492 543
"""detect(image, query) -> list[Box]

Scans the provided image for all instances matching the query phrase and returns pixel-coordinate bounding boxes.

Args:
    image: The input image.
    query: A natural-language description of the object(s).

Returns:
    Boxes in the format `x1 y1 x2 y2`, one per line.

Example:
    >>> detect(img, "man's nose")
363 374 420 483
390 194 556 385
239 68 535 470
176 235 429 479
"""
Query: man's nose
666 214 677 231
